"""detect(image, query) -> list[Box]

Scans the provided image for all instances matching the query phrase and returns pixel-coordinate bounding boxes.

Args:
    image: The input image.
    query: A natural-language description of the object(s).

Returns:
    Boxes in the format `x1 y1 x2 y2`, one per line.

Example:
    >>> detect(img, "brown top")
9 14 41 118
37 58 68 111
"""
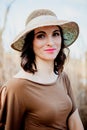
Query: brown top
0 72 76 130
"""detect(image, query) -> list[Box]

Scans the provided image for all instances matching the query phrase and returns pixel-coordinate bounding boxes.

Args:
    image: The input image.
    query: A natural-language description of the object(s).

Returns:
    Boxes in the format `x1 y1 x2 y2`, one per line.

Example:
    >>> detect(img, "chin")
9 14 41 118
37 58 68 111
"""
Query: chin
44 56 56 61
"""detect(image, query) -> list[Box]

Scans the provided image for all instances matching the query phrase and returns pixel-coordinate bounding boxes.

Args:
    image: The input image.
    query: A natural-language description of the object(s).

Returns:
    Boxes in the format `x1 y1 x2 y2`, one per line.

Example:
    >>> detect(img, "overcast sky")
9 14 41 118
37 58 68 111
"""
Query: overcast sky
0 0 87 58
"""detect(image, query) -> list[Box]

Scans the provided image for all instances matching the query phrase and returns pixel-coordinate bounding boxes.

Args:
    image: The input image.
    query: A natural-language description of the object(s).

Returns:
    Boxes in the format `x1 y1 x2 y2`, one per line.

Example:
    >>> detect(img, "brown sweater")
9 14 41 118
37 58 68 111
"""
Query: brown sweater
0 72 76 130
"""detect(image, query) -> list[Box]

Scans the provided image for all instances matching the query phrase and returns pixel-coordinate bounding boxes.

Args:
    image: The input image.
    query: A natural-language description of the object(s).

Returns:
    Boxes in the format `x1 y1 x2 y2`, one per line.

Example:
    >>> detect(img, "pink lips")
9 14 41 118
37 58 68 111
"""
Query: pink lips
44 48 56 53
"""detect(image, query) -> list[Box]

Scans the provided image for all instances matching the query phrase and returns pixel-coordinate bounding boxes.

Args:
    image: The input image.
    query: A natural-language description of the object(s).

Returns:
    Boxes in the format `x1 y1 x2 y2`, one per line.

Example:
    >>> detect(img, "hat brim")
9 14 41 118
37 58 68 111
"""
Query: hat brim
11 16 79 51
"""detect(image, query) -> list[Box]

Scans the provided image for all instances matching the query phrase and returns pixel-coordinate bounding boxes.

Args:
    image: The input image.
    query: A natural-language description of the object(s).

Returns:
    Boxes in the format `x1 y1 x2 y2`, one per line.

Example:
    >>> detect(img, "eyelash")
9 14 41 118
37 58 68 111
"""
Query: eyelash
53 32 61 37
37 34 44 39
36 32 61 39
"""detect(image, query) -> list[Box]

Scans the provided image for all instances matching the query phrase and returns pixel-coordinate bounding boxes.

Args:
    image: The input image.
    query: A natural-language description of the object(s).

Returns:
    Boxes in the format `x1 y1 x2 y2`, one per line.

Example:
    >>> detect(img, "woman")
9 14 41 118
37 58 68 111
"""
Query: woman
0 9 84 130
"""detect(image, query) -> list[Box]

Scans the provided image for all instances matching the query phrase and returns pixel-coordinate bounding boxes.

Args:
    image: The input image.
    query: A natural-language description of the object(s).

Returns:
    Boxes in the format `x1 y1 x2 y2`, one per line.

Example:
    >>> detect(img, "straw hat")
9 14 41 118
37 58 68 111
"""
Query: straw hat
11 9 79 51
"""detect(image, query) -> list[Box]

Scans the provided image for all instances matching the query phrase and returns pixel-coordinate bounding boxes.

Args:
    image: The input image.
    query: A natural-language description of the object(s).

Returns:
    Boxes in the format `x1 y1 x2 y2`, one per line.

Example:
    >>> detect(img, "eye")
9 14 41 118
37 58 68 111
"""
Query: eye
53 32 61 37
36 34 45 39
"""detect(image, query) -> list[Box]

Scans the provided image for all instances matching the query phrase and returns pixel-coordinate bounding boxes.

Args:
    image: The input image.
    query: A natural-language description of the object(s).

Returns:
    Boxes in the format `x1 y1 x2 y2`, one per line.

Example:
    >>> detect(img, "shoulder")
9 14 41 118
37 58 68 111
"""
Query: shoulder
1 79 27 111
3 78 27 94
59 71 71 91
59 71 70 82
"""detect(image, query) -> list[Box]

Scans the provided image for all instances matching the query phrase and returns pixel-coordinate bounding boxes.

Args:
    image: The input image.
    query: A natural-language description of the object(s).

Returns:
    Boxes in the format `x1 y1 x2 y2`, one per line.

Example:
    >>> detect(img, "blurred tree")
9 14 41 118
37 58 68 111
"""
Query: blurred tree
0 0 15 84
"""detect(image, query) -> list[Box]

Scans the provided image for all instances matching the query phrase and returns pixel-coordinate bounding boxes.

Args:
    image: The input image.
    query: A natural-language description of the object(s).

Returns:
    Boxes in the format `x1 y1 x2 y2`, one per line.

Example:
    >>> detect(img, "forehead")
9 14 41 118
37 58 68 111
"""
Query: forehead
34 25 60 33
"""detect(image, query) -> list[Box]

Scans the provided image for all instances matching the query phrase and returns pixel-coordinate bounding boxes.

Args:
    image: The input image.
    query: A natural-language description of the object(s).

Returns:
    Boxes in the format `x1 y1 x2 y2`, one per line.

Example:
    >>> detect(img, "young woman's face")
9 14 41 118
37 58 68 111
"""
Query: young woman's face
33 25 62 61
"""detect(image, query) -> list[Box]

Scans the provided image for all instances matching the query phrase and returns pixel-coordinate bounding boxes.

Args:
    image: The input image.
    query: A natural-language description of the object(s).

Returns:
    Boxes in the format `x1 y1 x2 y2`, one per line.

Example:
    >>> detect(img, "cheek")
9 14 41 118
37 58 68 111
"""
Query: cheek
56 39 62 48
33 38 46 50
33 40 43 54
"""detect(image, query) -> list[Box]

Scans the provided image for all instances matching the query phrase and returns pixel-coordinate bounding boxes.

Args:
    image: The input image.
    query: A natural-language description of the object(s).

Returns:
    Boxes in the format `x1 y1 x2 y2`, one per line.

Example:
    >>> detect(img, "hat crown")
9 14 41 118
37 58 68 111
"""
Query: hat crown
25 9 57 25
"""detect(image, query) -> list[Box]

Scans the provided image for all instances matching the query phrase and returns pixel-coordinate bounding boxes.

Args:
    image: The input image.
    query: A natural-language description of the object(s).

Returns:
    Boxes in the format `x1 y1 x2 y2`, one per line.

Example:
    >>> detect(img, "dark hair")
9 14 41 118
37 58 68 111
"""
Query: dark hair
21 26 67 74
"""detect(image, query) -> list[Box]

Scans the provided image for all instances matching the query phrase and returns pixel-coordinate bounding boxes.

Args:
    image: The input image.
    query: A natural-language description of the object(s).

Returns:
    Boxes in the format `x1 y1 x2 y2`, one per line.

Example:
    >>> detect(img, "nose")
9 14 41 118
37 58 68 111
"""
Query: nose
46 37 54 46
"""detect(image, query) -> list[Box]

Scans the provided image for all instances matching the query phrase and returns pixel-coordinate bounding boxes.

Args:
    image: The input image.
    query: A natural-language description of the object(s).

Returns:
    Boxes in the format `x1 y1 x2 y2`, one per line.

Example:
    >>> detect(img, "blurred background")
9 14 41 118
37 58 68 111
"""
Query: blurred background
0 0 87 129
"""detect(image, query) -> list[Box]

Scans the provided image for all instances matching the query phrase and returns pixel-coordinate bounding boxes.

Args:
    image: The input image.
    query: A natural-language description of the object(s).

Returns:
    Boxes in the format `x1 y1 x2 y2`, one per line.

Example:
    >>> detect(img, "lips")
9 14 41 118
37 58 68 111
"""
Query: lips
44 48 56 52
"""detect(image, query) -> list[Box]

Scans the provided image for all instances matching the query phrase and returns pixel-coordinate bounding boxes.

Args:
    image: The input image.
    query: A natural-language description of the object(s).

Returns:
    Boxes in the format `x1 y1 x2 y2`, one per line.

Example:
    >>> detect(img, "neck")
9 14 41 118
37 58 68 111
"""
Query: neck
33 58 57 84
36 58 54 76
15 58 58 84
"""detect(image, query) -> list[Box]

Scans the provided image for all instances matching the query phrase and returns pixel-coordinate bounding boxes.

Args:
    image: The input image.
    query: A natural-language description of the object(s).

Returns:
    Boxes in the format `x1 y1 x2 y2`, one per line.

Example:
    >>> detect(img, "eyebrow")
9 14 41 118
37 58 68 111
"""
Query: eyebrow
35 31 45 35
53 30 60 33
35 29 60 35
